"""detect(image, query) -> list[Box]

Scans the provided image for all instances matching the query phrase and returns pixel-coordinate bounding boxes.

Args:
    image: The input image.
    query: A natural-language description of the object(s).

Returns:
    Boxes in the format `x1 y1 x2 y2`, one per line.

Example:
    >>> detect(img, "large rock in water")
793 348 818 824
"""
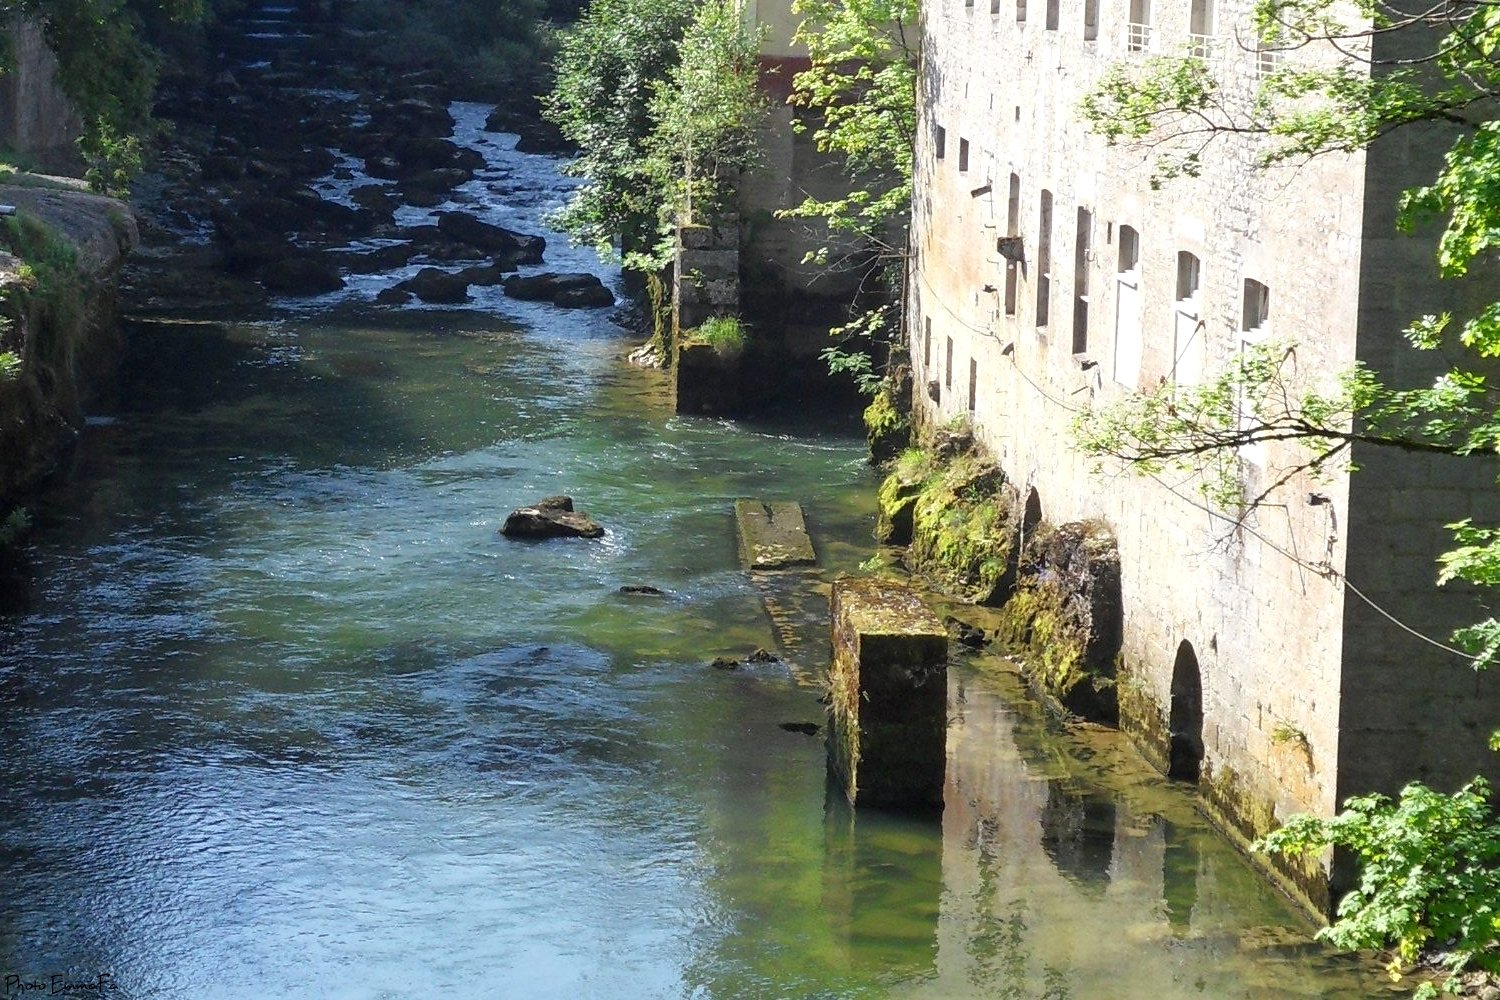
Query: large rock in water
500 496 605 539
502 272 612 306
435 212 545 262
396 267 470 303
257 257 344 295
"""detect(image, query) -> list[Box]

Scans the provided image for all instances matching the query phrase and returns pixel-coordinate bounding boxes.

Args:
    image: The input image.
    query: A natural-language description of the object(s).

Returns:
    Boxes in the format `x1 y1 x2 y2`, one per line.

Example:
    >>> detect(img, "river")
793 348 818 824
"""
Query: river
0 75 1390 1000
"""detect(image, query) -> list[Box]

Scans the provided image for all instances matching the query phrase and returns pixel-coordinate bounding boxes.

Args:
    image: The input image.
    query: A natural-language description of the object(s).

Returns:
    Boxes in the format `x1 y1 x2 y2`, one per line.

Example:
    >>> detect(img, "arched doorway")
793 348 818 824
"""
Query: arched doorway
1168 641 1204 782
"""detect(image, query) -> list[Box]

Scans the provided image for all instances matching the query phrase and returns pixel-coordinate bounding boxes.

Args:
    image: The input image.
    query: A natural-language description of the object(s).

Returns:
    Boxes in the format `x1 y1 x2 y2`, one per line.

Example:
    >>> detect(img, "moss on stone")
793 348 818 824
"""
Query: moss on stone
907 454 1018 605
875 450 932 545
863 386 910 465
1201 761 1333 918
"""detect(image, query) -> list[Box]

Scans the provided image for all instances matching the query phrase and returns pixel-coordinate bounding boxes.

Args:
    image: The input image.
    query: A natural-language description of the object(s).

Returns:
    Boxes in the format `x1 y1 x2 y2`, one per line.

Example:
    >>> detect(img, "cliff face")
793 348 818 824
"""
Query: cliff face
0 182 139 502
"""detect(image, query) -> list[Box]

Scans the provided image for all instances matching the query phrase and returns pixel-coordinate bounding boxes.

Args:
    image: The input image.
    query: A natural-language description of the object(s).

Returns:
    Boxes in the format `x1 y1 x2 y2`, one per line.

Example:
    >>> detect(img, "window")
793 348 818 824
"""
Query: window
1239 280 1271 460
1112 225 1142 386
1004 173 1020 316
1073 208 1092 354
1189 0 1216 57
934 124 947 160
1016 0 1026 22
1083 0 1098 39
1173 251 1204 384
958 138 970 173
1127 0 1151 51
992 0 1002 13
1256 43 1280 77
924 316 932 370
968 357 978 412
1037 190 1053 327
1045 0 1059 29
945 336 955 390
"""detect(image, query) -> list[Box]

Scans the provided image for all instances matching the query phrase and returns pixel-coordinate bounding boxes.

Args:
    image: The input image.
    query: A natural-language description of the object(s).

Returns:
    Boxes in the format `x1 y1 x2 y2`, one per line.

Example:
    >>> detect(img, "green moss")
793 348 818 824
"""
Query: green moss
1202 762 1332 917
863 387 910 464
875 460 927 545
996 580 1085 696
907 455 1017 604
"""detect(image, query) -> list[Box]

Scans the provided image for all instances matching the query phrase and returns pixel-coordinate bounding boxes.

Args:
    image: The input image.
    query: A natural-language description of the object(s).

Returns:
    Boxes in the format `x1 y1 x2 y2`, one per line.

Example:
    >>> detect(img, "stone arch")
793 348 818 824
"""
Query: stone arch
1022 486 1043 538
1168 640 1204 783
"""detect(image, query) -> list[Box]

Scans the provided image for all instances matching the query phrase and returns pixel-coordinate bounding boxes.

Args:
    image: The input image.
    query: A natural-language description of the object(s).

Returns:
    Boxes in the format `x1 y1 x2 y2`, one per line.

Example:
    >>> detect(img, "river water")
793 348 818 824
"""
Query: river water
0 99 1390 999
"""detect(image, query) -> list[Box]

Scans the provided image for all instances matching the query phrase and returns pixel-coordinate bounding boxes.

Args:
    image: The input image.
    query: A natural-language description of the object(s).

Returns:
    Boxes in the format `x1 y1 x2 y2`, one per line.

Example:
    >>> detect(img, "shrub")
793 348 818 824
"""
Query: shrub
1256 779 1500 997
694 315 746 355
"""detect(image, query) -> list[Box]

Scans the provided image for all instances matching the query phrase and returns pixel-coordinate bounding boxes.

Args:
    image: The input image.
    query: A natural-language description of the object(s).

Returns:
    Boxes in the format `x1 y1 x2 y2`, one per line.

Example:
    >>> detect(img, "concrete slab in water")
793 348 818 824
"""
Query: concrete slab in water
828 577 948 812
734 500 817 570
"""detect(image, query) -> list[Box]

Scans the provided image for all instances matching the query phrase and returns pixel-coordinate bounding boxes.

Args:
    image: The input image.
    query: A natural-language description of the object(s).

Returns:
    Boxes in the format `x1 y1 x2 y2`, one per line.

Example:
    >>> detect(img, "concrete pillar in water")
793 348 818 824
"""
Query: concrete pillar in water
828 578 948 811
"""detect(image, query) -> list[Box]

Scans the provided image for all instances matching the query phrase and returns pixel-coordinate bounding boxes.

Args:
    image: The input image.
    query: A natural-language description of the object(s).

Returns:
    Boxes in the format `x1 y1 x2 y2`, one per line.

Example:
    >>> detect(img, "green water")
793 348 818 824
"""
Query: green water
0 303 1389 999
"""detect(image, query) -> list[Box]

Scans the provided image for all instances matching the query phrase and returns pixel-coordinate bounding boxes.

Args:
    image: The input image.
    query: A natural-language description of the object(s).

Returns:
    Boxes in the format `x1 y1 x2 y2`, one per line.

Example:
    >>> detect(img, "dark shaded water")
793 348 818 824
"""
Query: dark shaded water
0 110 1388 999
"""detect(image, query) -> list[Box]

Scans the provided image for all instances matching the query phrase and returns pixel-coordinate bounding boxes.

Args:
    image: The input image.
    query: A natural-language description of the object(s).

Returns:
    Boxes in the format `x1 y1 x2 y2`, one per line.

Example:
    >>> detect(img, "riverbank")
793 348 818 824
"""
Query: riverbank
0 179 138 504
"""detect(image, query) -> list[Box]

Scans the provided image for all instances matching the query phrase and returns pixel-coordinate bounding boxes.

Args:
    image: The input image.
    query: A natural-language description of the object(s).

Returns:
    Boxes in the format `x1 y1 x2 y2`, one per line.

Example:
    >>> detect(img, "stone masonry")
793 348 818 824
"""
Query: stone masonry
909 0 1500 912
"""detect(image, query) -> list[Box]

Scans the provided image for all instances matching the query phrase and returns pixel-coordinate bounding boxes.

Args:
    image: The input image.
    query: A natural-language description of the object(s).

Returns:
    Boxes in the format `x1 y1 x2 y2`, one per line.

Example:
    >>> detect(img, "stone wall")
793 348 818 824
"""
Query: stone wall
904 0 1483 912
0 19 83 175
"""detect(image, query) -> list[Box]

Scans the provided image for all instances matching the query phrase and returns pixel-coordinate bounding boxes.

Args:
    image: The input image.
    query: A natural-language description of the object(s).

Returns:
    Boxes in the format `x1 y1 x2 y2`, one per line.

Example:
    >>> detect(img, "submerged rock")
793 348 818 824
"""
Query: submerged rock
257 257 344 295
396 267 470 304
780 722 820 736
619 585 667 596
500 495 605 540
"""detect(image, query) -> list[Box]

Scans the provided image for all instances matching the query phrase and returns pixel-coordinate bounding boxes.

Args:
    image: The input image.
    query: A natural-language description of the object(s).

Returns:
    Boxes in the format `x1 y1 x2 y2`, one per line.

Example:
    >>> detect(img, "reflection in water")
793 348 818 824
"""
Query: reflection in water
1163 819 1203 936
1039 782 1115 893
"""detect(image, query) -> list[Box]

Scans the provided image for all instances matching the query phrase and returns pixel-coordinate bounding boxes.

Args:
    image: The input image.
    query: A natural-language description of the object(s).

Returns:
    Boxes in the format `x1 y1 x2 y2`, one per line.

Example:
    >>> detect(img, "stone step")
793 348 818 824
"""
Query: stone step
734 499 817 571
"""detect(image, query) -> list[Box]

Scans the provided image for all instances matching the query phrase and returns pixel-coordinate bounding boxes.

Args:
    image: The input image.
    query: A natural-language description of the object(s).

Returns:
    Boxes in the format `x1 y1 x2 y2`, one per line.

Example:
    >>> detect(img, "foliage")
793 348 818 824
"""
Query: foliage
546 0 764 268
345 0 561 98
543 0 696 257
785 0 918 386
692 314 748 355
0 506 30 548
641 0 767 246
0 0 204 191
1256 780 1500 996
0 350 18 379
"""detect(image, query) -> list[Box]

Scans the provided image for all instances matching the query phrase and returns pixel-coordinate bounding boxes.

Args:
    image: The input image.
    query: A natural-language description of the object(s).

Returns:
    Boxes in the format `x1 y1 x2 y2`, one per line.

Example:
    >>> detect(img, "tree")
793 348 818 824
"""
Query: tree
546 0 765 266
643 0 767 242
783 0 918 392
543 0 696 258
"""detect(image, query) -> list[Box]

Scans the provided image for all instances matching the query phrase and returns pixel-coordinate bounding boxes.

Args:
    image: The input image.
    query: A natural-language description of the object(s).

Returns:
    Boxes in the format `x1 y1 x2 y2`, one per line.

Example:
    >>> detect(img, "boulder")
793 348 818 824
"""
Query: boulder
456 261 517 286
554 282 615 309
258 257 345 295
436 212 545 262
375 286 412 306
502 272 609 305
500 495 605 539
396 267 470 304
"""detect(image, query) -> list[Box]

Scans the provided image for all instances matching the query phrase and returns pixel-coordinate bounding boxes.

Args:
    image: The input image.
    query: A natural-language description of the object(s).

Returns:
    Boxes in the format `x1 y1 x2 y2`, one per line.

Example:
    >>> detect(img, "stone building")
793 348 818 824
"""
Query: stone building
908 0 1500 909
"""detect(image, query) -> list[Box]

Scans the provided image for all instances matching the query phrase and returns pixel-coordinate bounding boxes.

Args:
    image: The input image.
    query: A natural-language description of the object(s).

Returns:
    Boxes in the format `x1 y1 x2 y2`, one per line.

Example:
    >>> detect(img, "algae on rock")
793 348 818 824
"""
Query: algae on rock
906 454 1020 605
996 520 1121 723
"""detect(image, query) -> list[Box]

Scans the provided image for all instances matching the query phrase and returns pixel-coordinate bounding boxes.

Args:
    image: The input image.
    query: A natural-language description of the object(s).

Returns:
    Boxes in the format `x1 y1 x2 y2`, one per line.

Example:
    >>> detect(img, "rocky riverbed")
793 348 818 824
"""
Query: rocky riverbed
124 0 609 318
